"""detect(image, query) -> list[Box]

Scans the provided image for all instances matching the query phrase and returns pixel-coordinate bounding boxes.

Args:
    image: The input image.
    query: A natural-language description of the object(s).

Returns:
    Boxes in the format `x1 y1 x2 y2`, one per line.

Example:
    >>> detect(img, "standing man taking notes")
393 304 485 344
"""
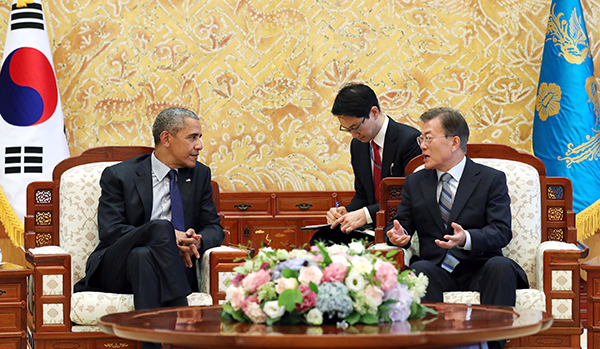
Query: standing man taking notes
309 83 421 245
74 107 224 349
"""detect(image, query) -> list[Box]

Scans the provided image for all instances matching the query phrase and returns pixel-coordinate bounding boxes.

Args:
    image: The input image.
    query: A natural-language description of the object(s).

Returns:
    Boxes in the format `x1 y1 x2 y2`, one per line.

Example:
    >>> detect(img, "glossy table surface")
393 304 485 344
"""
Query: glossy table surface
99 303 553 348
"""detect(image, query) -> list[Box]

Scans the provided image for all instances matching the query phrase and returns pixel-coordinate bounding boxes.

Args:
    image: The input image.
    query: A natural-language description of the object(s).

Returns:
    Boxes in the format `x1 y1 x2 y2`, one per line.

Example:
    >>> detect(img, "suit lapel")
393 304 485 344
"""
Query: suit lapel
134 158 153 223
448 158 480 225
381 118 398 178
420 170 446 232
356 140 376 203
178 167 194 228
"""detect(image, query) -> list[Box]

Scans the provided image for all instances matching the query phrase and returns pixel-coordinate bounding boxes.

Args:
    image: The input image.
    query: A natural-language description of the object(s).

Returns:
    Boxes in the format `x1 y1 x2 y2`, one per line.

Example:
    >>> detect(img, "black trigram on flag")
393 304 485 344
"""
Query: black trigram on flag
4 146 43 174
10 2 44 31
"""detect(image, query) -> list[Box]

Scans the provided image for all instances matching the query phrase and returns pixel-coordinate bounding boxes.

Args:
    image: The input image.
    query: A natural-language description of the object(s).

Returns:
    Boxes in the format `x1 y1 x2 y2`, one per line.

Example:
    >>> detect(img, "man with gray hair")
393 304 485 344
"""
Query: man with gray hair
385 107 528 349
75 107 223 348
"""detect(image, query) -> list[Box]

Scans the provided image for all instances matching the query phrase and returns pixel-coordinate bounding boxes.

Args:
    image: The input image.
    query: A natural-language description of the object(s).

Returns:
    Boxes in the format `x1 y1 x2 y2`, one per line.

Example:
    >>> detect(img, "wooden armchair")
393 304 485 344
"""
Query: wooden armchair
24 146 247 349
374 144 588 348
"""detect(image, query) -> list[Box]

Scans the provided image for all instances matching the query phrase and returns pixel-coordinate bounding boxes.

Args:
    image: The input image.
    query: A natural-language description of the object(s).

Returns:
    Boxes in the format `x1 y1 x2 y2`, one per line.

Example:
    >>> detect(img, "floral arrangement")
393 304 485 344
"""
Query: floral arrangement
221 242 435 326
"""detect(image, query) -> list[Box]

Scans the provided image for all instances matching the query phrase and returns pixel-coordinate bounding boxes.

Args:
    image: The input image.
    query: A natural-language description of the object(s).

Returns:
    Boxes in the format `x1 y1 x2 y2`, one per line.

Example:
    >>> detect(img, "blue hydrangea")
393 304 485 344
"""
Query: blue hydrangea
271 258 315 280
316 282 354 320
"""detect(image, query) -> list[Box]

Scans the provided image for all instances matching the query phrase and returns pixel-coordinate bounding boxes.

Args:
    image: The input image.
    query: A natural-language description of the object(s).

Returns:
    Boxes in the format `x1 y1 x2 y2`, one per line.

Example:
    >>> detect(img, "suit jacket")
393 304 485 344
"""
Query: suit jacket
346 117 421 225
75 153 224 292
385 157 527 287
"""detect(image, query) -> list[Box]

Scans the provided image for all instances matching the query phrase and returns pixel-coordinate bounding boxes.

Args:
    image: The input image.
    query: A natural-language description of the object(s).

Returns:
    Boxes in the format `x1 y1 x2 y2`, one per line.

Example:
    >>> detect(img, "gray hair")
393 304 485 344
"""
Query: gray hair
420 107 469 152
152 107 199 144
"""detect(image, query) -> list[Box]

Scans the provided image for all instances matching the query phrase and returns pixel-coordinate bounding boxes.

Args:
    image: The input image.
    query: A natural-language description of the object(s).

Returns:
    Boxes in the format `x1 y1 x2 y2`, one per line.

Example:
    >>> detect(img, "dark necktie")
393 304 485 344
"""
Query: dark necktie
439 172 459 273
371 141 381 202
168 169 185 231
439 172 453 228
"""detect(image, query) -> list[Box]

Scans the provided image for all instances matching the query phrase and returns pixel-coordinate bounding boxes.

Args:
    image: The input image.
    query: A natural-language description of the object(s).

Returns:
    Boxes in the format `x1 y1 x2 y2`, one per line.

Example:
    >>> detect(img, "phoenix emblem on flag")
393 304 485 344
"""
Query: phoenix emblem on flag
546 4 591 65
557 76 600 167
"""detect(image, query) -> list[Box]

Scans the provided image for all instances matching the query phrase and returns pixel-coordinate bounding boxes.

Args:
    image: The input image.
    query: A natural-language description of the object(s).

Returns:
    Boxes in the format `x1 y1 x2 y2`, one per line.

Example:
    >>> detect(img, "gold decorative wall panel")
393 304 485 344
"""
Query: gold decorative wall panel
3 0 600 192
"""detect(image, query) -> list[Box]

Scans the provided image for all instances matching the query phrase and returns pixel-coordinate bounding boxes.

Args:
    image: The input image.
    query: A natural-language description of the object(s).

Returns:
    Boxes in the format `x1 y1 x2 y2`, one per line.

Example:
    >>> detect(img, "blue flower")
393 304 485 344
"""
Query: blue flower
271 258 315 280
316 282 354 319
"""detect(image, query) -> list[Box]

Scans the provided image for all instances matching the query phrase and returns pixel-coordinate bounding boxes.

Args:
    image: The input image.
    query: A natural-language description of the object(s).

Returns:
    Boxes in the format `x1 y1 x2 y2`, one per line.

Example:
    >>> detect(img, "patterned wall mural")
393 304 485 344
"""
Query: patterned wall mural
2 0 600 192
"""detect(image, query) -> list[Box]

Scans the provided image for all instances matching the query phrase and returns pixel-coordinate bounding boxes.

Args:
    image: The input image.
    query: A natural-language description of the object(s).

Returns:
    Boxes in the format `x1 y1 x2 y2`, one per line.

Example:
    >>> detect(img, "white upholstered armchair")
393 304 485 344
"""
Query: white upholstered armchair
24 146 247 348
372 144 588 348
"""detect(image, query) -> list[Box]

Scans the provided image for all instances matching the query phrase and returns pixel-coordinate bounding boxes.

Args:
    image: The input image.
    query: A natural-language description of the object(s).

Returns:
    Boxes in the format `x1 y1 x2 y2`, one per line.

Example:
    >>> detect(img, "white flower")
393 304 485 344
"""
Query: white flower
305 308 323 325
350 256 373 274
263 300 286 319
345 270 366 292
327 244 349 255
410 273 429 302
289 249 309 259
243 259 255 272
276 249 289 261
275 277 299 294
330 254 350 267
348 241 365 255
260 246 274 253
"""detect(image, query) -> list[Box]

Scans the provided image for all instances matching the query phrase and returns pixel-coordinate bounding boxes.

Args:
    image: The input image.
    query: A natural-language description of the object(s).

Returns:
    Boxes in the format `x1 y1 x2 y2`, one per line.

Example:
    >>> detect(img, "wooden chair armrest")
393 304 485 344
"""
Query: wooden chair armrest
577 240 589 259
25 250 72 333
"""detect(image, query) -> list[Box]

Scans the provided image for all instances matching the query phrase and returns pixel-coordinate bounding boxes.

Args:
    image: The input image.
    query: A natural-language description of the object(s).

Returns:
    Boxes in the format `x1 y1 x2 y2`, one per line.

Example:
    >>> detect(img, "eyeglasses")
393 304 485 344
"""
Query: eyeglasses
339 117 366 133
416 135 447 146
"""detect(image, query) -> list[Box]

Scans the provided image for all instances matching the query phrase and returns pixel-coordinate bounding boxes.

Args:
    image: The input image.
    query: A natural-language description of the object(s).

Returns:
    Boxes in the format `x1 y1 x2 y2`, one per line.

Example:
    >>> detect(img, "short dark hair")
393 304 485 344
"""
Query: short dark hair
331 83 380 119
420 107 469 152
152 107 199 144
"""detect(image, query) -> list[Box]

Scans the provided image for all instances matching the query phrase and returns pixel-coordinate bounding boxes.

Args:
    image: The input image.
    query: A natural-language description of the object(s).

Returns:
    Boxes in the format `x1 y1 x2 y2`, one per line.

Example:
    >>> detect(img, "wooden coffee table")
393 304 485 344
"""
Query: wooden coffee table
98 303 552 349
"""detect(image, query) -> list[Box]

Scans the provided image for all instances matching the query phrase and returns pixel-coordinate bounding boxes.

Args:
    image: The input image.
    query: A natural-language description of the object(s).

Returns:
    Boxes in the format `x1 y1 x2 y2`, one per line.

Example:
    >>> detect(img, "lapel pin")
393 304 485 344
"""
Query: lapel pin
186 178 191 182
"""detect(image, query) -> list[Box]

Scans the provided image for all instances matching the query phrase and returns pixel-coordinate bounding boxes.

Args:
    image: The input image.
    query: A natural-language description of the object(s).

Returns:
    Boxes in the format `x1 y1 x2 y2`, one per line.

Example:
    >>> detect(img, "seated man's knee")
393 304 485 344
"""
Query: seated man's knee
144 220 176 243
410 260 437 275
127 246 154 268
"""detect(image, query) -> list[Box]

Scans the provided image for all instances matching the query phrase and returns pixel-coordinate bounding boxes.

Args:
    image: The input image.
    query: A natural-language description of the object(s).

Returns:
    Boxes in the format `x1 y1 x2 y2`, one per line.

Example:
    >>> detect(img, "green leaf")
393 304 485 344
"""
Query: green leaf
222 302 234 315
385 250 398 258
282 268 298 279
409 302 426 320
345 312 360 325
361 313 379 325
233 266 246 274
309 281 319 294
317 243 332 265
279 288 303 312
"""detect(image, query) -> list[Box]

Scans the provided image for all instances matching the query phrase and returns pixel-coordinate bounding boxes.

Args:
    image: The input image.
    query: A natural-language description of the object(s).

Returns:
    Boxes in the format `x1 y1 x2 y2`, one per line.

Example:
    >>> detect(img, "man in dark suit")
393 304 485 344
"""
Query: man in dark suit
74 107 223 348
385 107 528 349
310 84 421 245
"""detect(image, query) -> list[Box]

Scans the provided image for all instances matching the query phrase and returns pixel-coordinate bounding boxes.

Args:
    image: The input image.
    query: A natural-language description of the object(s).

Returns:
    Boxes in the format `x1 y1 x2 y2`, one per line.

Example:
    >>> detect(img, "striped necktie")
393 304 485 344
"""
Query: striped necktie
439 172 453 227
439 172 459 273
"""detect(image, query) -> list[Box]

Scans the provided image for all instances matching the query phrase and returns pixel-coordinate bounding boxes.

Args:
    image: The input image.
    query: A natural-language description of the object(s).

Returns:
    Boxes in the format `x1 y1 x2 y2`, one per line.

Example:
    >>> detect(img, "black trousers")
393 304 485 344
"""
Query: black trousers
97 219 192 308
410 256 526 349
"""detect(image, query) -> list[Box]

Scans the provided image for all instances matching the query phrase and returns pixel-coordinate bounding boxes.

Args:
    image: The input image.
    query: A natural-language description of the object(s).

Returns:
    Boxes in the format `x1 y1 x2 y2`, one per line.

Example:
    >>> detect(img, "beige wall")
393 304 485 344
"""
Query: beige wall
2 0 600 193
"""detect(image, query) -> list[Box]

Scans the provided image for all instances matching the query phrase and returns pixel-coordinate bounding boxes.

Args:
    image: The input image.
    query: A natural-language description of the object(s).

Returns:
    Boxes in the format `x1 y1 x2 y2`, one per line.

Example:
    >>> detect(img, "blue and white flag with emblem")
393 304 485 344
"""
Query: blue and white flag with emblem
0 0 69 244
533 0 600 240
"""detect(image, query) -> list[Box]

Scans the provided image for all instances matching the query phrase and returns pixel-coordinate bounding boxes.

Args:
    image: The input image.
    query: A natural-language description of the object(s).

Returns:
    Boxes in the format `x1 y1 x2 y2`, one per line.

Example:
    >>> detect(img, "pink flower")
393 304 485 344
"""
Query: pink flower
322 262 347 282
231 273 245 287
310 245 320 252
296 285 317 312
275 277 299 294
242 269 271 292
225 286 245 311
298 265 323 286
363 285 384 307
243 301 267 324
241 294 260 314
375 261 398 291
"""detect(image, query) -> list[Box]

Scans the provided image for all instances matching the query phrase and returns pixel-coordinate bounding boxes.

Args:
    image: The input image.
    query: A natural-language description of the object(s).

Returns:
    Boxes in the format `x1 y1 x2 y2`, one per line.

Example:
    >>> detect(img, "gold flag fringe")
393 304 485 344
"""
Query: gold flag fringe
577 198 600 241
0 186 24 247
